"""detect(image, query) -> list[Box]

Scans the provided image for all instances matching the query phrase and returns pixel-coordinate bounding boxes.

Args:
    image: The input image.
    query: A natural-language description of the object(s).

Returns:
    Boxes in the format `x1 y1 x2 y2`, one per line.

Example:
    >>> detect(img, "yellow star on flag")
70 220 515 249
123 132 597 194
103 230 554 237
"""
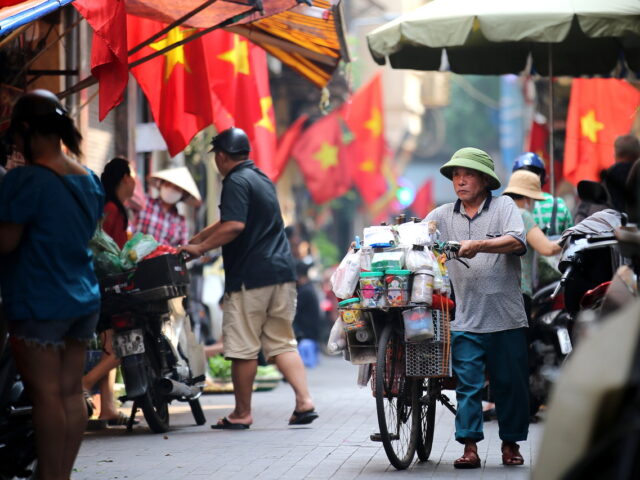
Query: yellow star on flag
360 159 375 172
313 142 339 170
364 107 382 138
150 27 197 81
217 35 250 76
580 110 604 143
254 96 275 133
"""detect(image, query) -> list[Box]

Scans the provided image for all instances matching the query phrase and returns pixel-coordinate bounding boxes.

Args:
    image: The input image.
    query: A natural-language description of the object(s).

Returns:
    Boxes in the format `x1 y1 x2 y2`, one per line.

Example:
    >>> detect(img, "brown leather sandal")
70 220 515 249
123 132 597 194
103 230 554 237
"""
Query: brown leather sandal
502 442 524 466
454 444 481 469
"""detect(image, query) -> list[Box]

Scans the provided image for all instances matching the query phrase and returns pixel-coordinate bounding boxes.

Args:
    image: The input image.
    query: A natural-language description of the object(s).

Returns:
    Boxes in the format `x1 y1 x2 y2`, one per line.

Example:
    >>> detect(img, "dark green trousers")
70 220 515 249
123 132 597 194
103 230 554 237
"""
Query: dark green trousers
451 328 529 444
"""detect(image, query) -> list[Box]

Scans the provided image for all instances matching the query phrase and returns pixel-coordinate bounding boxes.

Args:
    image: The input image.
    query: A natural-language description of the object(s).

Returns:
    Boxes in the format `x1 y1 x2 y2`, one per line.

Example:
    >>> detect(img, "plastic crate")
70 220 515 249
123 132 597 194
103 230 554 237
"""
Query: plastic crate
406 308 452 378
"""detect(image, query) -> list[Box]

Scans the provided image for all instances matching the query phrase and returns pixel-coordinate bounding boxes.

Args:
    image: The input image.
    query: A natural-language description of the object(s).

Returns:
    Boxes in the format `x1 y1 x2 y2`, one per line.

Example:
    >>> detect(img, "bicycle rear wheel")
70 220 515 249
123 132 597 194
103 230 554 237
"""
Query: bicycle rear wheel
375 323 418 470
416 378 437 462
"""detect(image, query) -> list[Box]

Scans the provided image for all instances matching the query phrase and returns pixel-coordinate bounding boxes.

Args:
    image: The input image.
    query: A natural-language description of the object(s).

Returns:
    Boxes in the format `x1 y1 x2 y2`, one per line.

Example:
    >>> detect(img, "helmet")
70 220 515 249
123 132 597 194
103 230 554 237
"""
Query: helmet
210 127 251 155
513 152 546 185
9 89 68 129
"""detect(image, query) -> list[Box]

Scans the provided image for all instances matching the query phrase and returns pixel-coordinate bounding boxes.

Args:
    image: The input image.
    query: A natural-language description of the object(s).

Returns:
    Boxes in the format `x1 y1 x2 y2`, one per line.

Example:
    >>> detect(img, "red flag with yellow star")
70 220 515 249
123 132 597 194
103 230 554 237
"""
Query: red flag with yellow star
127 15 217 156
564 79 640 185
342 73 387 204
200 31 277 178
74 0 128 121
290 112 352 204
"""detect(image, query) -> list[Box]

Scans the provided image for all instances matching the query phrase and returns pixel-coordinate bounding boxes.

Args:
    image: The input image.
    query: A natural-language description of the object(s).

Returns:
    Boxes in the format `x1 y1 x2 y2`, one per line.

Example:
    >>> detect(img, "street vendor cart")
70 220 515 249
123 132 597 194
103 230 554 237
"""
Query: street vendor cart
331 220 463 469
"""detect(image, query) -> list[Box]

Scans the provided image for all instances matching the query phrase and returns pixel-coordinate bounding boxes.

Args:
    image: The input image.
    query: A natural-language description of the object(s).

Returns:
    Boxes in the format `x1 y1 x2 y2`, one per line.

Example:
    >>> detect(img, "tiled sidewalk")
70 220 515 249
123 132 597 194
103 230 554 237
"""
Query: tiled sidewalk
75 355 541 479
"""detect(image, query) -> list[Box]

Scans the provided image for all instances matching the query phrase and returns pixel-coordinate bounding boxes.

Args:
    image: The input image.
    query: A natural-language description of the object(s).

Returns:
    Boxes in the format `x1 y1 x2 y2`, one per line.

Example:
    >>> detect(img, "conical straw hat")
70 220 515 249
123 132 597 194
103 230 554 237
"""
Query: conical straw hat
149 166 202 203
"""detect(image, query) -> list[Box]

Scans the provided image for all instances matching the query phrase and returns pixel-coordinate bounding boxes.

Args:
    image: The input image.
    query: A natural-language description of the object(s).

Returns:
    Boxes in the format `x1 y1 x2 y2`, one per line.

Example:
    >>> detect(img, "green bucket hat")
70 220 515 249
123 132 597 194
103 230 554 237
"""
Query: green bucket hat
440 147 501 190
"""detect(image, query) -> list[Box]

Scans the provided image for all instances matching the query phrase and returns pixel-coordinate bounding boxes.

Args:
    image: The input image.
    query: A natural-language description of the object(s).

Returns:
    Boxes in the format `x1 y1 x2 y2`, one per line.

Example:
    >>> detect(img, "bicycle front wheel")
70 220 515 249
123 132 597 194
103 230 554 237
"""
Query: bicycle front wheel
375 323 418 470
416 378 437 462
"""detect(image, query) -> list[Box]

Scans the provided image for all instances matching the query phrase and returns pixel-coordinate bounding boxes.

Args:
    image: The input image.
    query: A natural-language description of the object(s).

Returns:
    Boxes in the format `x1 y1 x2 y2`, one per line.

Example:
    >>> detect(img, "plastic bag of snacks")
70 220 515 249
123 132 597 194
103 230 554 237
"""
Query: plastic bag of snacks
430 250 444 292
330 249 362 299
327 318 347 354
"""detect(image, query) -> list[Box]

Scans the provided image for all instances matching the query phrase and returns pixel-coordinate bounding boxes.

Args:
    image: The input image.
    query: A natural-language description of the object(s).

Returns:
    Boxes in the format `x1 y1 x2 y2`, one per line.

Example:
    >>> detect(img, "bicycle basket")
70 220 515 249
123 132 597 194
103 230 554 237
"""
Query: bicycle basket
405 308 452 378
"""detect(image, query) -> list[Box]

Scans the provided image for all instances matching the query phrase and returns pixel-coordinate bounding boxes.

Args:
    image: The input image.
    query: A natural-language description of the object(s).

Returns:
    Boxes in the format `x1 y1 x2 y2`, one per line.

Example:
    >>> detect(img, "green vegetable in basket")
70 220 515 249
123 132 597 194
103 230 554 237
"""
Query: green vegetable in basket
208 355 232 379
89 224 126 276
89 224 121 257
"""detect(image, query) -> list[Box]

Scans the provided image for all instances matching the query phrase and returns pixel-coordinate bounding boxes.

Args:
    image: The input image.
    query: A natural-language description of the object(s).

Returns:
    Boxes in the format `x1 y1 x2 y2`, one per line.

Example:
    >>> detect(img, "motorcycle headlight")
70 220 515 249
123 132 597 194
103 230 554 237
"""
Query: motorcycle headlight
540 310 560 325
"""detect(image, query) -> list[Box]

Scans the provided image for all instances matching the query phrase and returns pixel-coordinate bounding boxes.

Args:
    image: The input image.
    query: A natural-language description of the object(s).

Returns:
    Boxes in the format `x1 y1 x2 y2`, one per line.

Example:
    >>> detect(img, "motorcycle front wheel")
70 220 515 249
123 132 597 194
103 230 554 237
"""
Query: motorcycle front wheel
137 342 170 433
138 386 170 433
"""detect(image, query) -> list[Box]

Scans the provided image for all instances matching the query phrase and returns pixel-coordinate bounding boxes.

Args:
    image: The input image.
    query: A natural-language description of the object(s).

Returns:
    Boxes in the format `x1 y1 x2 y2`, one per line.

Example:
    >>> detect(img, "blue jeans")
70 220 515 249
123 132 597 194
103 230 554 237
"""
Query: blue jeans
451 329 529 444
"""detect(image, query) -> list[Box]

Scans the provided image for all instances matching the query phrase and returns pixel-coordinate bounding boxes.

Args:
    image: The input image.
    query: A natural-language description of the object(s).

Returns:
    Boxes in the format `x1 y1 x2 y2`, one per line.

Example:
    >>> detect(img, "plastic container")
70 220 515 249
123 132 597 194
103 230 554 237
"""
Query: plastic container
411 268 434 305
338 298 362 327
402 307 434 342
385 270 411 307
359 272 386 308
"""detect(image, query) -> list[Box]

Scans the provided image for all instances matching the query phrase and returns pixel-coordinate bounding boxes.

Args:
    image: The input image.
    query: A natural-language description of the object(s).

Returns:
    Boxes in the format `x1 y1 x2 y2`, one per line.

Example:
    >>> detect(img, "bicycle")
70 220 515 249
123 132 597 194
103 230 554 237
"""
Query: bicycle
365 298 457 469
363 241 461 469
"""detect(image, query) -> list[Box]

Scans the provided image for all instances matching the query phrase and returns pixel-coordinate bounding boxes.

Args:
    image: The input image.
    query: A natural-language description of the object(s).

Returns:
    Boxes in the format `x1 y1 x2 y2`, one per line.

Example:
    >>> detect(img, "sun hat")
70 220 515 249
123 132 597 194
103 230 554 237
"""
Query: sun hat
503 170 545 201
149 166 202 205
440 147 501 190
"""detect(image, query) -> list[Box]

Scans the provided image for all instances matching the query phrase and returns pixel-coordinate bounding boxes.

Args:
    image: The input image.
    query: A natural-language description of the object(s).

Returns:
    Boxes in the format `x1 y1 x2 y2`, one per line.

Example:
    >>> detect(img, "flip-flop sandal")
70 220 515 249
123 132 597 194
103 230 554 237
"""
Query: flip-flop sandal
106 412 139 426
86 419 108 431
502 443 524 466
288 409 319 425
211 417 251 430
83 391 96 418
454 449 481 469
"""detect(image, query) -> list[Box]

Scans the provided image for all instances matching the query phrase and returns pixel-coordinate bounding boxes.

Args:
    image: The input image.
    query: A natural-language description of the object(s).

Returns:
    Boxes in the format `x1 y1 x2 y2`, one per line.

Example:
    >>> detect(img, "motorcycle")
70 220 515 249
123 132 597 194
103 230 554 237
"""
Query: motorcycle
528 280 573 416
101 254 207 433
533 222 640 480
0 331 36 480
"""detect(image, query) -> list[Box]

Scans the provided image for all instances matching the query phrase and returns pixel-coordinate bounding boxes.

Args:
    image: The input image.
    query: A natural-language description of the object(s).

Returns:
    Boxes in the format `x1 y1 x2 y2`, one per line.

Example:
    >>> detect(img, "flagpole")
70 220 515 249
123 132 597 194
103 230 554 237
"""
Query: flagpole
127 12 253 69
127 0 221 57
57 10 256 100
548 43 555 199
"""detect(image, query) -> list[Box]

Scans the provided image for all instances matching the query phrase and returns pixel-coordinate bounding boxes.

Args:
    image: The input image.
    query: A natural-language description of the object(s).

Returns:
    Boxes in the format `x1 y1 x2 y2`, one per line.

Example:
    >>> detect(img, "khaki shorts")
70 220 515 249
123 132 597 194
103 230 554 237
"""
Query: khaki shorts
222 282 297 361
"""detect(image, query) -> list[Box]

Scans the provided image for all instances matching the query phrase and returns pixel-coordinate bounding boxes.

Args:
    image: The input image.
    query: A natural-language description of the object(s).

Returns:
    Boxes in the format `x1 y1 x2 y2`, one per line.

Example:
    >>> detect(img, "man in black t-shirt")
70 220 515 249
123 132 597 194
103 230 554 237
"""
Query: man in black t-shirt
180 127 318 429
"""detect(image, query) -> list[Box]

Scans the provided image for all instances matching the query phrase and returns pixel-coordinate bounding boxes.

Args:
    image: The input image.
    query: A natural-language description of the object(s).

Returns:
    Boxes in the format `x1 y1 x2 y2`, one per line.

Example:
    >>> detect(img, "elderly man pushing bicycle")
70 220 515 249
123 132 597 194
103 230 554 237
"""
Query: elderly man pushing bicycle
424 148 529 469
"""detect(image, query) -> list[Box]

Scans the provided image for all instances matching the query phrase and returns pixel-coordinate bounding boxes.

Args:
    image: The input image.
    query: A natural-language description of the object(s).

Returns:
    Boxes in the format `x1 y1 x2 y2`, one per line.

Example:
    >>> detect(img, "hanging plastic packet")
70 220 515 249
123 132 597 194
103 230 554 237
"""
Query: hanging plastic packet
405 245 433 272
441 262 451 297
330 248 362 299
327 318 347 354
360 246 373 271
430 249 444 292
